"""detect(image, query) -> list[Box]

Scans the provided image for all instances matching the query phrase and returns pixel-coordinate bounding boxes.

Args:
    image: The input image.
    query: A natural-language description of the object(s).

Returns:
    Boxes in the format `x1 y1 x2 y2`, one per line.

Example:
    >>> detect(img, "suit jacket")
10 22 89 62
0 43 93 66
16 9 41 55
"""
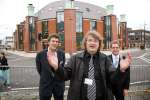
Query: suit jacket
56 51 127 100
108 54 130 91
36 49 65 96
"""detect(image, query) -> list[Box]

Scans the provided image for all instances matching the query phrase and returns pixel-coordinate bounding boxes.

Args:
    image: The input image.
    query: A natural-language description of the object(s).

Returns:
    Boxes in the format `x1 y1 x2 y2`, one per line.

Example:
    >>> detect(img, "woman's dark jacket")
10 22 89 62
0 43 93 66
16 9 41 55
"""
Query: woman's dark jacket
56 51 126 100
0 56 9 70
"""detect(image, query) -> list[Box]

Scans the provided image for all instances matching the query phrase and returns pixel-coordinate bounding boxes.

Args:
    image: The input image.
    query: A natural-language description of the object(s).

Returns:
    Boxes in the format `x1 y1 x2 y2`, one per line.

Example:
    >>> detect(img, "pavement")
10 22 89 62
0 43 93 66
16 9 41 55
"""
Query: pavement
0 85 149 100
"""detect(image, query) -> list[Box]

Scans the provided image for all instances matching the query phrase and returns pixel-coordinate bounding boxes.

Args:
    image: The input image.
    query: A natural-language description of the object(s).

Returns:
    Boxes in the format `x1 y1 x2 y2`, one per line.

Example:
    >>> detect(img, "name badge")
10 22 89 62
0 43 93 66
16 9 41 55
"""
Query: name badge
84 78 93 86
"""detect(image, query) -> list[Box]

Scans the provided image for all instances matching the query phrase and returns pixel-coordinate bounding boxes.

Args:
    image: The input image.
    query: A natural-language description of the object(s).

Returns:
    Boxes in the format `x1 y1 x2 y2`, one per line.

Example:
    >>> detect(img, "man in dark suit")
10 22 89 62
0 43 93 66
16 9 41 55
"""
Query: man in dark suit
108 41 130 100
36 33 65 100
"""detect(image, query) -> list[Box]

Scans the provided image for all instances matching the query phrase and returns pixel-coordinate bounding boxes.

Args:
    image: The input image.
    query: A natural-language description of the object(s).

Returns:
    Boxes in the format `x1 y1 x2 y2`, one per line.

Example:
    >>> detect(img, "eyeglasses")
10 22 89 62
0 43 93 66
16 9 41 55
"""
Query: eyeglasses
86 39 99 43
112 47 119 49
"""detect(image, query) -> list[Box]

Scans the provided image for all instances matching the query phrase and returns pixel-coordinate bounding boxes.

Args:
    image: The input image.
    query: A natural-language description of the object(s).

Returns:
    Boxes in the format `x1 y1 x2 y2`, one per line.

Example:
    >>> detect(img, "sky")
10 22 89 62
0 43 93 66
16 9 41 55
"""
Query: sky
0 0 150 40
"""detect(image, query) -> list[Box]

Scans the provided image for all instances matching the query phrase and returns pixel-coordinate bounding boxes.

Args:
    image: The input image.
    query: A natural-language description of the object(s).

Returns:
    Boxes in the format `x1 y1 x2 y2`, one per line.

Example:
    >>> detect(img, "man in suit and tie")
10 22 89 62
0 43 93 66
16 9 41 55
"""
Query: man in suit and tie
36 33 65 100
108 41 130 100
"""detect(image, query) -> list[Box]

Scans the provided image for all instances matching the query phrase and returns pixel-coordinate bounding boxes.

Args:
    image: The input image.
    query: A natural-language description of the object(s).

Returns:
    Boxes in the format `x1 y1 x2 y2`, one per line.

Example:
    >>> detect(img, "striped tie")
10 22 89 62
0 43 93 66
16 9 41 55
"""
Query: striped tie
87 55 96 100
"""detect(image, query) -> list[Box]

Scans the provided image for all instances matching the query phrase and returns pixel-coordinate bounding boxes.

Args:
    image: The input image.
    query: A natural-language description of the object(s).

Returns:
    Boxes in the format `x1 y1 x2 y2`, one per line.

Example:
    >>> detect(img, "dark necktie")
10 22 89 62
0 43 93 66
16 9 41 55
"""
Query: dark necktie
87 55 96 100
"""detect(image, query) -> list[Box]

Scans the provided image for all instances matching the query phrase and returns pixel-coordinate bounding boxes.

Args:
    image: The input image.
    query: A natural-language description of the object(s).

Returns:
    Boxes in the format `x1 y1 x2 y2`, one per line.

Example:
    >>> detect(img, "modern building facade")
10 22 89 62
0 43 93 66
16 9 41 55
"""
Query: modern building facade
128 29 150 48
13 0 128 53
0 36 14 49
5 36 14 49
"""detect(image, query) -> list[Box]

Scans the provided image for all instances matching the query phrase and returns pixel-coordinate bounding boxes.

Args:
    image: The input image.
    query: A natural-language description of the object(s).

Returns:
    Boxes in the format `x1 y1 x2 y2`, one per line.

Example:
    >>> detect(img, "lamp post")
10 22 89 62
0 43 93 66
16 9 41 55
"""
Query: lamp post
144 23 146 48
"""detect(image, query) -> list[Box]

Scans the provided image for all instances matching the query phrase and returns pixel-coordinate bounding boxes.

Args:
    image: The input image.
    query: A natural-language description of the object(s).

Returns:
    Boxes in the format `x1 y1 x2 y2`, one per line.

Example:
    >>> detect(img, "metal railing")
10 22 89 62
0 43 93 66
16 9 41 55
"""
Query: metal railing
9 66 39 89
126 80 150 100
0 65 149 100
125 65 150 100
130 65 150 83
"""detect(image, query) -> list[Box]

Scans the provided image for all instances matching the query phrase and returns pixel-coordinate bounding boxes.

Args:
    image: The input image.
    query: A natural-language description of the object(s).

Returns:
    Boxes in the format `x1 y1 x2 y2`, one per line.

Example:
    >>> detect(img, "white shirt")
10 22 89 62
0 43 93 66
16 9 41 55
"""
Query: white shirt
47 48 58 65
112 54 119 68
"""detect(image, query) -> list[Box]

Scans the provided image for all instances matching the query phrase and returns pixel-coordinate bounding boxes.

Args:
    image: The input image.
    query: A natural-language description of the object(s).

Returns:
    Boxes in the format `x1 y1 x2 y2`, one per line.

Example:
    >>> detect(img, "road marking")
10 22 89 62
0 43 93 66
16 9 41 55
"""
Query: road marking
130 80 150 85
140 57 150 63
135 52 150 63
143 52 150 57
8 57 32 62
8 58 23 62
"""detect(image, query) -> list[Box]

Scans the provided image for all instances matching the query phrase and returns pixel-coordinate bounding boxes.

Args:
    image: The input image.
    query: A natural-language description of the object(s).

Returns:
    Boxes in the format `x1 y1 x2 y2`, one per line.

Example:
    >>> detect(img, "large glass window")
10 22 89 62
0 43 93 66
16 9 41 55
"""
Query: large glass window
42 20 48 39
90 19 97 31
29 17 36 51
76 32 83 50
57 11 64 50
76 12 83 50
104 16 112 49
41 20 48 49
18 25 24 50
121 22 127 48
57 12 64 33
76 12 83 32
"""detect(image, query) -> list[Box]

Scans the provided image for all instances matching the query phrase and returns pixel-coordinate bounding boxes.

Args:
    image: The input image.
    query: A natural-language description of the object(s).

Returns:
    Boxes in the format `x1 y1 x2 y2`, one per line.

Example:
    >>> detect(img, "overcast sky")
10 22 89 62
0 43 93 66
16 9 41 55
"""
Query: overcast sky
0 0 150 39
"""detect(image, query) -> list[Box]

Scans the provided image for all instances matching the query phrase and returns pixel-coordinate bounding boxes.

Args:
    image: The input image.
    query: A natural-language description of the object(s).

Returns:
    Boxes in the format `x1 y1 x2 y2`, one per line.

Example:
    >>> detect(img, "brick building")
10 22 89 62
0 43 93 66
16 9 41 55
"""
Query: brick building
13 0 128 53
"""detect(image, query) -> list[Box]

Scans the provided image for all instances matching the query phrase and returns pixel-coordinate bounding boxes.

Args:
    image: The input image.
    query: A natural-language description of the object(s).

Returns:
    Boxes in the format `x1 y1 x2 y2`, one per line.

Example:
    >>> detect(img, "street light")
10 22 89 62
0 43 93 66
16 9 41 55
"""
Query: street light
144 23 146 48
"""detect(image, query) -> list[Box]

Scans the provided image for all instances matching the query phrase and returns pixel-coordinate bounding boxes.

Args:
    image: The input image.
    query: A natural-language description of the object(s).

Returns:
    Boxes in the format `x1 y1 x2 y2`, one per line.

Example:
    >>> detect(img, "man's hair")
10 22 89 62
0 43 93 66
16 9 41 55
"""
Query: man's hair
110 40 120 48
47 33 60 42
82 31 103 50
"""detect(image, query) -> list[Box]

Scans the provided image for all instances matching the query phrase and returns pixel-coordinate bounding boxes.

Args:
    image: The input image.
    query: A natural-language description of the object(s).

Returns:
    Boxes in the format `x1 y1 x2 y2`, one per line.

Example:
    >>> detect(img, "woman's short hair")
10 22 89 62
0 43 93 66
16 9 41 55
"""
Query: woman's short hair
82 31 103 50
